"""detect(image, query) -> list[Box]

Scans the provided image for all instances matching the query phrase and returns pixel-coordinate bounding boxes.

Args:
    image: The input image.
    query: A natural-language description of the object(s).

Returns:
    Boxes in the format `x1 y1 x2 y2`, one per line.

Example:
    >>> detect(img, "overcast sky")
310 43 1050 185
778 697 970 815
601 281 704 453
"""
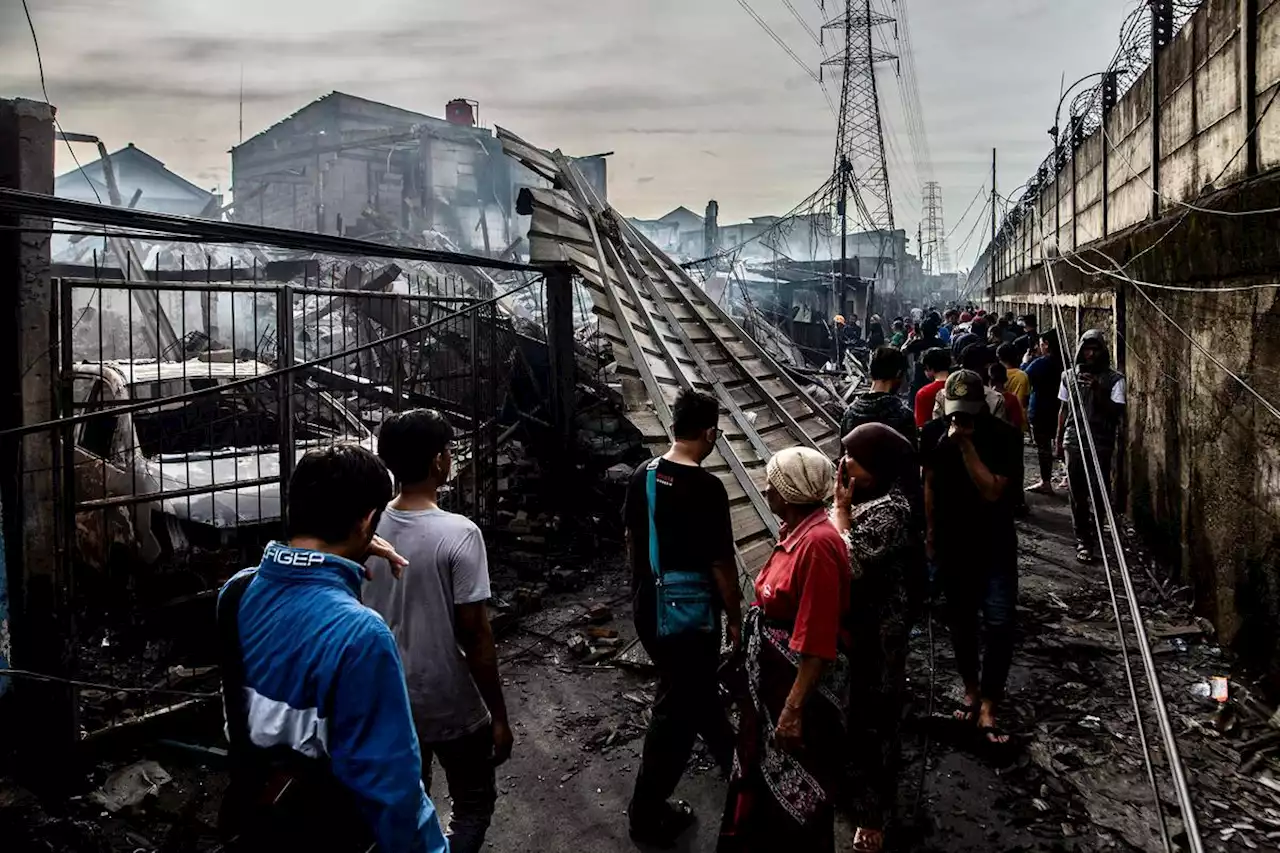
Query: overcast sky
3 0 1131 268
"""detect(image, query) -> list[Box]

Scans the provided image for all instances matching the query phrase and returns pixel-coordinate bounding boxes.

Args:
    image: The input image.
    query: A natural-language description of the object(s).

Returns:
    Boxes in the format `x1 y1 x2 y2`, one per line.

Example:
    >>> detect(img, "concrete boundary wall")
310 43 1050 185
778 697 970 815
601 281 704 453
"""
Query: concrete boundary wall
991 167 1280 688
989 0 1277 282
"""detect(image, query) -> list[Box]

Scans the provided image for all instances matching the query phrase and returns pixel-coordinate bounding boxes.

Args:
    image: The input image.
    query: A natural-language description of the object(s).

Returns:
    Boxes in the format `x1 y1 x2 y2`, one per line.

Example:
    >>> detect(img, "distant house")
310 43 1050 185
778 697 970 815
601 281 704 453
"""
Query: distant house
230 91 608 253
55 143 219 217
630 206 707 256
658 206 704 234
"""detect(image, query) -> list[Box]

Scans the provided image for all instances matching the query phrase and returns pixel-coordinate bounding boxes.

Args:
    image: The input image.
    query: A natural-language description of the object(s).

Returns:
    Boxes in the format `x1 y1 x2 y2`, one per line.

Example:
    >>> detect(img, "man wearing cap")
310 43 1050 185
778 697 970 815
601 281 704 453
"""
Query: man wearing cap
920 370 1023 746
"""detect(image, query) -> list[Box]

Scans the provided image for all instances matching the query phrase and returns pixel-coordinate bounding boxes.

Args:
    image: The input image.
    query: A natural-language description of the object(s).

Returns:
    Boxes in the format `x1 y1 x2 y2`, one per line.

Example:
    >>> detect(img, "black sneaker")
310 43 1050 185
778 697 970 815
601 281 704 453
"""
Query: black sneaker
629 800 696 848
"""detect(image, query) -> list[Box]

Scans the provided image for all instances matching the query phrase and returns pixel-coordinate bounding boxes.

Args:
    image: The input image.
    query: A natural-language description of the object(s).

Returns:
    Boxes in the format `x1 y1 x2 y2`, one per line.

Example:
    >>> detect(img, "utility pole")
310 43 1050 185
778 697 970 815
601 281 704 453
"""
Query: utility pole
837 155 849 364
0 97 78 786
990 147 997 297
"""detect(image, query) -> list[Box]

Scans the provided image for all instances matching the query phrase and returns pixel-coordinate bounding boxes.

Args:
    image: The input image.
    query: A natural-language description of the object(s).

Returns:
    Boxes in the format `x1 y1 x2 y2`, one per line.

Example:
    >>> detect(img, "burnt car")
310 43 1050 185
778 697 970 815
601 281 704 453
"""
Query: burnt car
71 357 371 563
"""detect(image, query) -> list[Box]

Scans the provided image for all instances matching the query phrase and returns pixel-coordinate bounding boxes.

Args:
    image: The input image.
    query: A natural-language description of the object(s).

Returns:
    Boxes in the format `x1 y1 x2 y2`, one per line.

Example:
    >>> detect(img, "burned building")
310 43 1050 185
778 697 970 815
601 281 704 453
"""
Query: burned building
55 143 220 217
230 91 607 254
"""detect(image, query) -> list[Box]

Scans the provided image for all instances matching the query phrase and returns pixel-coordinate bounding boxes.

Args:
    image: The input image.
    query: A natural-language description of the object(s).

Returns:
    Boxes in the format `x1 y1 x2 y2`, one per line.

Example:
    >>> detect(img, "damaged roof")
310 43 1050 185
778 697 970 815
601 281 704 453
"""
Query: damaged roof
497 127 841 587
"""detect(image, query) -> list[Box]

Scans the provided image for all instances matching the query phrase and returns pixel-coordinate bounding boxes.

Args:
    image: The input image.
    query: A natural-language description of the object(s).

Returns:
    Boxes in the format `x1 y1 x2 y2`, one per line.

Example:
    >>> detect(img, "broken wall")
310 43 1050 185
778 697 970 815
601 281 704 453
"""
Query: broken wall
230 93 529 253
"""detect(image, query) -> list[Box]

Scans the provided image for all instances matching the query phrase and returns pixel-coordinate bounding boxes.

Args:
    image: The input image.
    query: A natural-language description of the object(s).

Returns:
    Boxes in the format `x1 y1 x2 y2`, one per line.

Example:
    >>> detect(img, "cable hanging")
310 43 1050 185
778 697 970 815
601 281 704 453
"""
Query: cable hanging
1044 260 1174 853
1043 251 1206 853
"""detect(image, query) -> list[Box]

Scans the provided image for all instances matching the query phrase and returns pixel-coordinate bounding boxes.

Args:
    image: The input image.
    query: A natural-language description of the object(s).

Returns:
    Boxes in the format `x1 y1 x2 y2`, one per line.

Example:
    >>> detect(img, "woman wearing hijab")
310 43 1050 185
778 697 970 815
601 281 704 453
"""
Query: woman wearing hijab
833 425 918 853
719 448 851 853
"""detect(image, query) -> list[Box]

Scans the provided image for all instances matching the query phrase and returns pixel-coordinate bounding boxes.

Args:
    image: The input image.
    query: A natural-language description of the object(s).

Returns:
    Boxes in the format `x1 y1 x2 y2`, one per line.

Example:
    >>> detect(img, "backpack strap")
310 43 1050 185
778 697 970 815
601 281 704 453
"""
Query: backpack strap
645 458 662 582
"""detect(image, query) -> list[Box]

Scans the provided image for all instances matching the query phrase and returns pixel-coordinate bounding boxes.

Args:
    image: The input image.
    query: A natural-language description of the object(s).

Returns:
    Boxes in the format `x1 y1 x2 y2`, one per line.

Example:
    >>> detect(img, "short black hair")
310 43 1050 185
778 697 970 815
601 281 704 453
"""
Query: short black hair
1022 314 1039 328
672 389 719 440
961 342 994 373
922 347 952 374
286 444 392 542
378 408 453 483
988 363 1008 387
996 342 1018 365
869 346 908 381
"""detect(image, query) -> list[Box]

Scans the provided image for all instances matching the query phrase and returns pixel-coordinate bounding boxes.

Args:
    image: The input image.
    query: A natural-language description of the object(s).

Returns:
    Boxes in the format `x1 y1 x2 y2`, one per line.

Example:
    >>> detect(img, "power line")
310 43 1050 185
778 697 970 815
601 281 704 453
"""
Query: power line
678 175 836 268
953 195 992 266
1058 251 1280 292
1055 247 1280 422
1042 258 1175 853
735 0 821 82
781 0 823 44
1044 252 1205 853
945 185 987 241
21 0 103 205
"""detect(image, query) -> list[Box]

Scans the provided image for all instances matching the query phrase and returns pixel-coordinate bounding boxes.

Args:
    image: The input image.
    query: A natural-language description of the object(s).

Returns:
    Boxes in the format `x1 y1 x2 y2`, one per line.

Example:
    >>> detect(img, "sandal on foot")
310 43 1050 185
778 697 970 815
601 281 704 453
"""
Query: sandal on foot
978 724 1012 746
952 699 979 724
1076 546 1095 564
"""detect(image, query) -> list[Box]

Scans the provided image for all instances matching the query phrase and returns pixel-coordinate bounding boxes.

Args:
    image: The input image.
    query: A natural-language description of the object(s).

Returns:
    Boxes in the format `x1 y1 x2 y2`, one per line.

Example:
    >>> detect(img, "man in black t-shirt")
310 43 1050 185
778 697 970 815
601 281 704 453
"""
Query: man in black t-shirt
920 370 1022 746
622 389 740 847
1012 314 1039 363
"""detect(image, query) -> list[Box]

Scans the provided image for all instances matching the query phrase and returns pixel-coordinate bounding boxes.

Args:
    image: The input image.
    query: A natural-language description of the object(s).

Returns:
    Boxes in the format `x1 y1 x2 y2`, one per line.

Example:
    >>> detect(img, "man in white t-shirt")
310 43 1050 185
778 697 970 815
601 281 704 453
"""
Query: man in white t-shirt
364 409 511 853
1054 330 1126 564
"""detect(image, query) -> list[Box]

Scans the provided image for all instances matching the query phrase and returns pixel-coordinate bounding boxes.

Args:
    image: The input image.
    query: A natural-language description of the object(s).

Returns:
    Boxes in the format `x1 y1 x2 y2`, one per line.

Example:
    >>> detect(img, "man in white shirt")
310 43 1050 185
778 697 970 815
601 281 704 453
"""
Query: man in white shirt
1055 330 1127 564
364 409 512 853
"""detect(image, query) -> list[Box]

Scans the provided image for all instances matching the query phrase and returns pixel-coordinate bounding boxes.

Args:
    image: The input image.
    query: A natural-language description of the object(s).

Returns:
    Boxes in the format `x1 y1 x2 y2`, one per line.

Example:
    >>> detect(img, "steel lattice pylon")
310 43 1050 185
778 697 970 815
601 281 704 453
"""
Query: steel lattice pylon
822 0 896 233
922 180 950 274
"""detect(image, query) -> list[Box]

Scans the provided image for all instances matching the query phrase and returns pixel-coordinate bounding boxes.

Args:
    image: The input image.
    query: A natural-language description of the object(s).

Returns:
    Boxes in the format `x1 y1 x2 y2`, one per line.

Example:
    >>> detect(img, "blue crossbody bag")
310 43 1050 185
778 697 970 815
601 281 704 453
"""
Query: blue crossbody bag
646 458 717 637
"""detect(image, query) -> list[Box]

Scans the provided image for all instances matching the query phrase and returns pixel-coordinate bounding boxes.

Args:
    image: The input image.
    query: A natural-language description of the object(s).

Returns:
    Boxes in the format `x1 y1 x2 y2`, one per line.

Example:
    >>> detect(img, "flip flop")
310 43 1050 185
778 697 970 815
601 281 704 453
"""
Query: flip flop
978 724 1012 746
952 699 979 724
1076 546 1095 564
853 827 885 852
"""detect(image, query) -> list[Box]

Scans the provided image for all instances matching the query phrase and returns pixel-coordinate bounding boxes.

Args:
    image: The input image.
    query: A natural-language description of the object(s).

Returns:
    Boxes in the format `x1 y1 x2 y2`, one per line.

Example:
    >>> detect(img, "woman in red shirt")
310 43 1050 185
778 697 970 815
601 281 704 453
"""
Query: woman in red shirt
719 447 850 853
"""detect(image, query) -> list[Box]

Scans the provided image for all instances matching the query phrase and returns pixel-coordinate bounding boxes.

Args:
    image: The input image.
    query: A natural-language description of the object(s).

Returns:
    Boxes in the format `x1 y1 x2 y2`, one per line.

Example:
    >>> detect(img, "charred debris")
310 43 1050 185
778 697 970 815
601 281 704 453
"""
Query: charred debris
40 120 858 739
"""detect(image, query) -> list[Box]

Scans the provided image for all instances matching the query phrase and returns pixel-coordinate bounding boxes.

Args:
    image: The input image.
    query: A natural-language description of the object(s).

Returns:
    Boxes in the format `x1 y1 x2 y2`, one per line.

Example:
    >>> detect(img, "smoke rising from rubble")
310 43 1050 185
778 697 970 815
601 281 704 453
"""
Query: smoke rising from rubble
5 0 1121 227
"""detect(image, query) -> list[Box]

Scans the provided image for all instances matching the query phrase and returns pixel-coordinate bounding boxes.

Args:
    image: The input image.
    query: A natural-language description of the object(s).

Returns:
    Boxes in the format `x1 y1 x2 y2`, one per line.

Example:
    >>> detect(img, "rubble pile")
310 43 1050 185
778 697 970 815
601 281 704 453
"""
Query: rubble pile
952 516 1280 853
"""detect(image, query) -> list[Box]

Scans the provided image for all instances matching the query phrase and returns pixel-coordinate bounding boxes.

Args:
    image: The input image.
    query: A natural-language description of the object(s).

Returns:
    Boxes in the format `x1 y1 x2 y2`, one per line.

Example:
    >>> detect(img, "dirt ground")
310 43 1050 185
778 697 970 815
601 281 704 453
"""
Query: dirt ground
3 447 1280 852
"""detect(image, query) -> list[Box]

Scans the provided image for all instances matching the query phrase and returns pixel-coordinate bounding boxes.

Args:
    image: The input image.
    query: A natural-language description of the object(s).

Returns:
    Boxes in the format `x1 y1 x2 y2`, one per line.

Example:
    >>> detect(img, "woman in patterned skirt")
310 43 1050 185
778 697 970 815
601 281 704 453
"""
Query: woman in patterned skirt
719 447 851 853
833 423 919 852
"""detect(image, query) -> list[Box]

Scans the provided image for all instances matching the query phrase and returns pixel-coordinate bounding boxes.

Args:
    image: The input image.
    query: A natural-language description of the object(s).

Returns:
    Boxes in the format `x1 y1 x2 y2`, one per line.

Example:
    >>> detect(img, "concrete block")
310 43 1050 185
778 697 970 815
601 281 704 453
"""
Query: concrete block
1258 0 1280 90
1196 37 1243 129
1195 105 1247 188
1162 77 1197 153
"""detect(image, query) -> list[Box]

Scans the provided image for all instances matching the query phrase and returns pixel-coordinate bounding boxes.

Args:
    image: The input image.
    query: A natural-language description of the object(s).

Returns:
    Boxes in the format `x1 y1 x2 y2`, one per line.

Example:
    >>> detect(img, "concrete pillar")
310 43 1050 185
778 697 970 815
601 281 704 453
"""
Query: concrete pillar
0 98 78 775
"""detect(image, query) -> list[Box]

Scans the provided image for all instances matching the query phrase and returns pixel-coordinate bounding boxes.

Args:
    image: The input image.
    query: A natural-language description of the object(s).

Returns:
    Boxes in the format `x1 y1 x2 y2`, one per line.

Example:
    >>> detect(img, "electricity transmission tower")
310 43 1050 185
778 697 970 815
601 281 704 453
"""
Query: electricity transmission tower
821 0 897 234
922 180 950 274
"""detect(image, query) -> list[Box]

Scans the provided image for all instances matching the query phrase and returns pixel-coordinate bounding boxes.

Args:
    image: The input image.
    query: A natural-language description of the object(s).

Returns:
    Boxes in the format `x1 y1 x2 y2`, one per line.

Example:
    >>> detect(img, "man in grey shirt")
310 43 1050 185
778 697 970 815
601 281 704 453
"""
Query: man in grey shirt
364 409 512 853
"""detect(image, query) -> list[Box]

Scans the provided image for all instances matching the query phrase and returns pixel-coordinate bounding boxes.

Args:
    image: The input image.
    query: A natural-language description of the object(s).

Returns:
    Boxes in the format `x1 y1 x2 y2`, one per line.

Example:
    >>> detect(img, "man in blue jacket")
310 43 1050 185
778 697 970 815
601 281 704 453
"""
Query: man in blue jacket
218 444 449 853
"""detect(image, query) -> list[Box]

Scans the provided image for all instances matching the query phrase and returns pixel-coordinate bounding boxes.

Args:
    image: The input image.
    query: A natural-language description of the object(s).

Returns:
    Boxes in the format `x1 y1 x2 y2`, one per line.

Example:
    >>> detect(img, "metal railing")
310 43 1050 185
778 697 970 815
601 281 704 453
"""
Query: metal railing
31 259 519 736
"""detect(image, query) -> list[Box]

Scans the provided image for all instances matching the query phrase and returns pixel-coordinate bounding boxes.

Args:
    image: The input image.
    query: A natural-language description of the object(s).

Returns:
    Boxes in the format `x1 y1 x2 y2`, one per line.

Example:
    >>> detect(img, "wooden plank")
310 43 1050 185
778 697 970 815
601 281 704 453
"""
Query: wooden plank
730 501 769 539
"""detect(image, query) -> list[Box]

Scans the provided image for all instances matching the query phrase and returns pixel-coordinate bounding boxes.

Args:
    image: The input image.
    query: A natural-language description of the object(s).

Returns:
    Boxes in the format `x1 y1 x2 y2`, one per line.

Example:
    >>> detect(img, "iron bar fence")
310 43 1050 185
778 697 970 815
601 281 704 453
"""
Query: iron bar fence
7 255 524 737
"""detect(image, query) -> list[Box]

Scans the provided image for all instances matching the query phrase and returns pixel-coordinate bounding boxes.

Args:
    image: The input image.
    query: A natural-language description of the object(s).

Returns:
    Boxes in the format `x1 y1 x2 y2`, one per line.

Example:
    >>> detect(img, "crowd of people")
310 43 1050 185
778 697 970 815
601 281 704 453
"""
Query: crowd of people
212 306 1127 853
